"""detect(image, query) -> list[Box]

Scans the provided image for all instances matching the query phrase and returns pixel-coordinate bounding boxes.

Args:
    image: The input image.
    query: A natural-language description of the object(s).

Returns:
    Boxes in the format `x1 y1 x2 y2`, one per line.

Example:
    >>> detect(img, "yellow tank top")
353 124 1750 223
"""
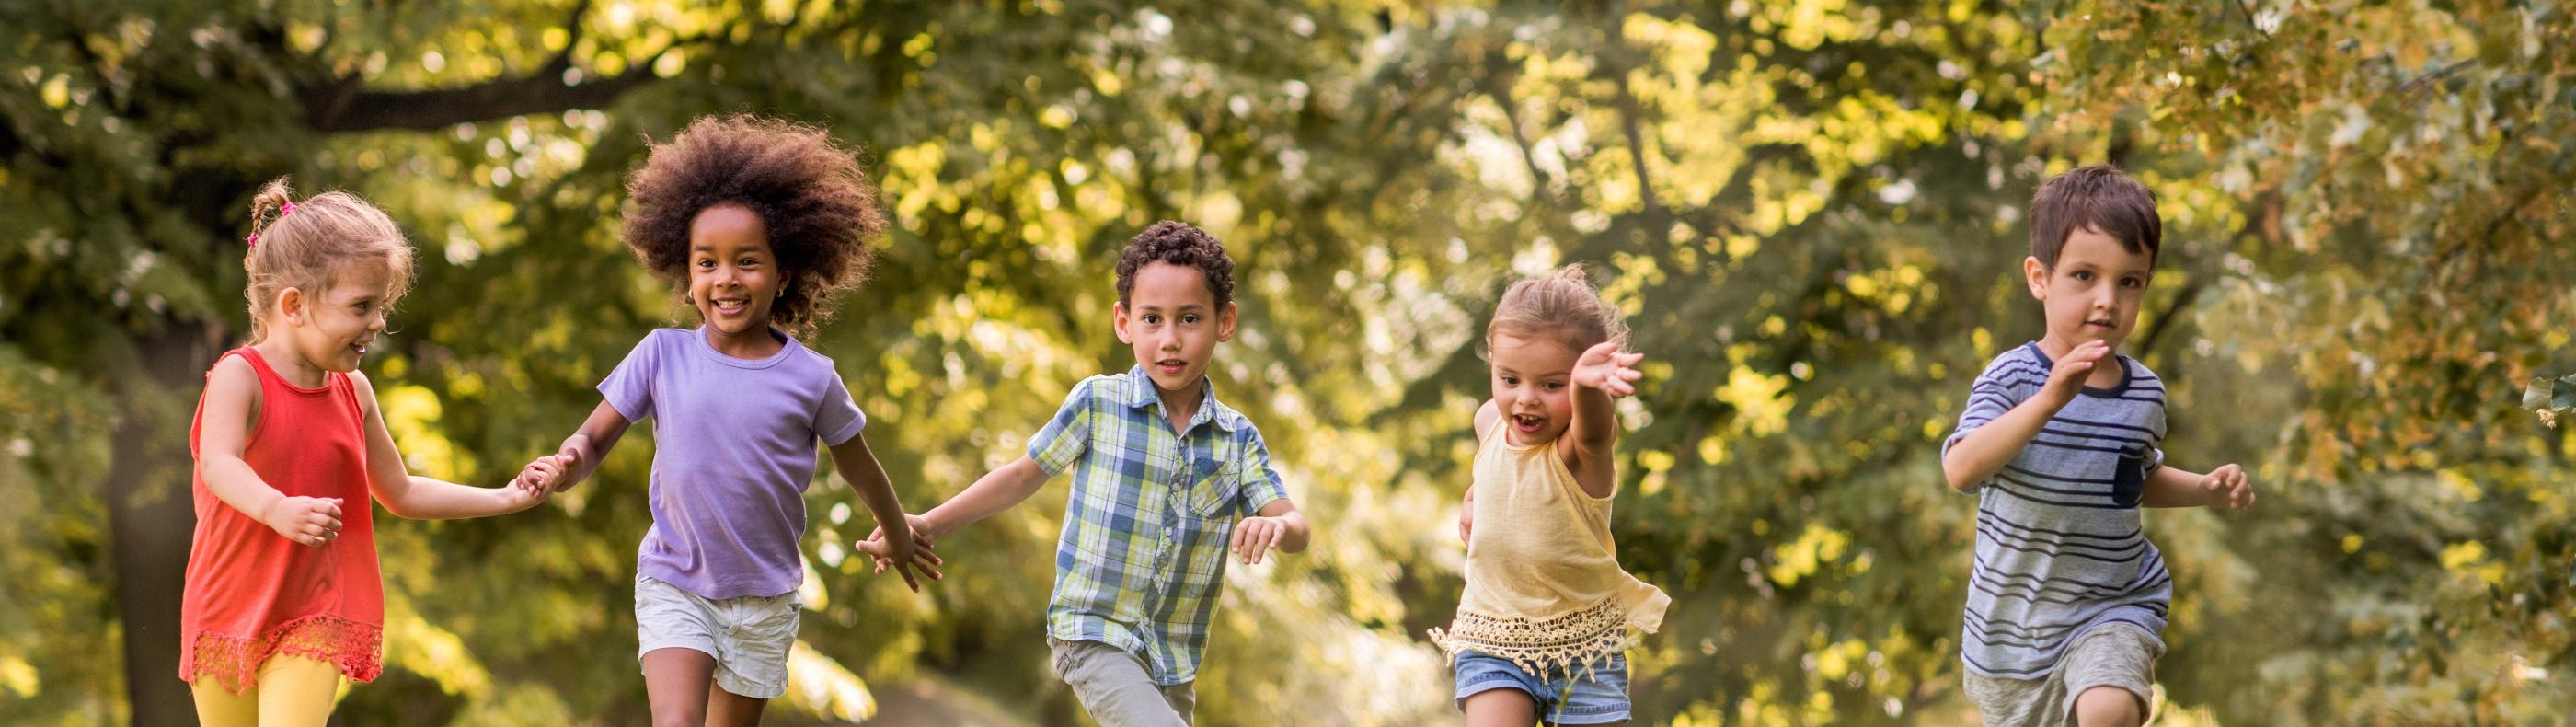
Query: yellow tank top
1429 421 1669 673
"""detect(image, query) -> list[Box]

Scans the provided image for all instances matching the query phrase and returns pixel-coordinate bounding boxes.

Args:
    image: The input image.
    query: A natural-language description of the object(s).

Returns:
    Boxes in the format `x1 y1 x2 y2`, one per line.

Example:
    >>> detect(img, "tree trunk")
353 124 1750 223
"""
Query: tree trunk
105 320 225 724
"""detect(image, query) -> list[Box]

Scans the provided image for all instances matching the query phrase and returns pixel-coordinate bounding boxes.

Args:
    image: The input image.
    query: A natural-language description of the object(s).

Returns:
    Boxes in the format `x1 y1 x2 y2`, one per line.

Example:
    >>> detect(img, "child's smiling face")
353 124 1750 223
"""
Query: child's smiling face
1115 260 1236 397
1489 332 1581 446
688 205 785 347
2027 225 2154 355
282 260 395 375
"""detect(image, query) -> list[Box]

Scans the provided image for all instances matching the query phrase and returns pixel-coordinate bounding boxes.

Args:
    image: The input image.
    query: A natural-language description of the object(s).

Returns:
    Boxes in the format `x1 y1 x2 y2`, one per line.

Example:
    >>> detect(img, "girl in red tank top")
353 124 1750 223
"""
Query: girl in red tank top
182 178 568 725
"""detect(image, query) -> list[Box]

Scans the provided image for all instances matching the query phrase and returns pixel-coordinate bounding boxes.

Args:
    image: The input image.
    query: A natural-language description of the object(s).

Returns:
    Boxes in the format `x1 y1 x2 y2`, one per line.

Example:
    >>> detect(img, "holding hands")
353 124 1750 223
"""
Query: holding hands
856 514 946 593
503 455 566 511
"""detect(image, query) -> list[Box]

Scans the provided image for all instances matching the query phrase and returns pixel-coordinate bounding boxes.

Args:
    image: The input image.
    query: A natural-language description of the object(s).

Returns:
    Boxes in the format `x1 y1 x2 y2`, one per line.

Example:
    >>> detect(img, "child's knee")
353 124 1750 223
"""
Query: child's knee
2072 685 2142 727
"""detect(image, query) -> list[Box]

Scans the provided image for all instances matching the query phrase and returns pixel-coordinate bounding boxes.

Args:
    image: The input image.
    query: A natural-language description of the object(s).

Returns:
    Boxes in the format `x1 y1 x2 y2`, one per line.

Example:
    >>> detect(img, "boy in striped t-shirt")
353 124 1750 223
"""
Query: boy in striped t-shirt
1940 165 2258 727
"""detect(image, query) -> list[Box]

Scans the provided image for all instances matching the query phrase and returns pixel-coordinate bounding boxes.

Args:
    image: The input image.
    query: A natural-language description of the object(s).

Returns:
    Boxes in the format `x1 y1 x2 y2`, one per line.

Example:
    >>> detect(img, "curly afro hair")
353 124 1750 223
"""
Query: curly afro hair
621 114 888 336
1115 220 1236 310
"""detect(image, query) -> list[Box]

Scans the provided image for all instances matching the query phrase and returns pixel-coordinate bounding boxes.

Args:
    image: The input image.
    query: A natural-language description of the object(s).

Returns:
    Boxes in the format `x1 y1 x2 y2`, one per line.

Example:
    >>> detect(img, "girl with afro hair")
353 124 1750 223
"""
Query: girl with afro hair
525 114 943 726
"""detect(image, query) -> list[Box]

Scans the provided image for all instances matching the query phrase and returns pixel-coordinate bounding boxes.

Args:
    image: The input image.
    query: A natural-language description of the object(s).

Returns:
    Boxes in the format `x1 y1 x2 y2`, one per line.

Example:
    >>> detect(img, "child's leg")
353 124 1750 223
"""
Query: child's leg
1455 650 1550 727
635 574 796 727
2056 624 2160 727
2072 686 2142 727
1461 689 1539 727
707 680 772 727
642 647 717 727
252 654 343 726
189 678 259 727
1154 682 1198 726
1047 637 1190 727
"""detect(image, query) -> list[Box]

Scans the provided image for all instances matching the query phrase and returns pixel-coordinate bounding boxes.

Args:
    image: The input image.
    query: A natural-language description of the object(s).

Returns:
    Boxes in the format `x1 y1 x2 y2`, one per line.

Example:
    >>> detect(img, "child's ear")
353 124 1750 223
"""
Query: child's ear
1112 301 1133 343
277 286 305 325
1215 302 1238 342
2022 256 2049 301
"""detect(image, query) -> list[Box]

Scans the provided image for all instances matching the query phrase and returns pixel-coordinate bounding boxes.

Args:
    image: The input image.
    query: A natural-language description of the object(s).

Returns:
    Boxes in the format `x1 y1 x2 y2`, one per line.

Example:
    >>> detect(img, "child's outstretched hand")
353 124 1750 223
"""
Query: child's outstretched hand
1233 515 1292 565
856 514 945 591
1572 341 1647 398
2044 340 2113 404
2200 463 2255 512
261 496 343 548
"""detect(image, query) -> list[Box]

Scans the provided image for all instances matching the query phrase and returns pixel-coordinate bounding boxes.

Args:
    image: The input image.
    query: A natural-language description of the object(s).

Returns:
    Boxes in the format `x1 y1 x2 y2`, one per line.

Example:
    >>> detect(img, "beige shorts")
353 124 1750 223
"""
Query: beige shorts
1963 622 2162 726
635 574 800 699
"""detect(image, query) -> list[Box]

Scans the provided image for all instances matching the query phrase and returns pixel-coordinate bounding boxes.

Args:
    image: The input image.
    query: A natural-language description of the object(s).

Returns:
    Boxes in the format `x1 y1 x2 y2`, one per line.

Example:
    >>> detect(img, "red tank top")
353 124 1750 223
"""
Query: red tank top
179 347 384 692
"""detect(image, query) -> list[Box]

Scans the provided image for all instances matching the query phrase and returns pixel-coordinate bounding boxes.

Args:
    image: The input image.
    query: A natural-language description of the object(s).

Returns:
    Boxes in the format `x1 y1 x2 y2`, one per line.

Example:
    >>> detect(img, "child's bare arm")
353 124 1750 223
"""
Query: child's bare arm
830 432 940 592
2141 462 2254 511
195 356 344 547
920 456 1052 541
858 455 1052 574
1942 340 2109 491
546 400 634 492
1461 399 1500 543
352 372 548 519
1564 341 1646 498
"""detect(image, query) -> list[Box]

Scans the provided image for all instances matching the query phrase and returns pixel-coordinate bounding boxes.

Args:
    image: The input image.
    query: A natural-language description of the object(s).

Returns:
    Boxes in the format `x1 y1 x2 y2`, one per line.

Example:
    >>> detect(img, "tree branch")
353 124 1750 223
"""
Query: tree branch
300 61 665 133
297 2 707 133
1608 69 1663 217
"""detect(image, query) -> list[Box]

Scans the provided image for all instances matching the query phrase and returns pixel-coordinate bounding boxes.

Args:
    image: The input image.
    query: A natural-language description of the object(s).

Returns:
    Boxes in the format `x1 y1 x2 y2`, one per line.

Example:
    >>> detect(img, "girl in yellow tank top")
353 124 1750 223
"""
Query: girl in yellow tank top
1430 264 1670 726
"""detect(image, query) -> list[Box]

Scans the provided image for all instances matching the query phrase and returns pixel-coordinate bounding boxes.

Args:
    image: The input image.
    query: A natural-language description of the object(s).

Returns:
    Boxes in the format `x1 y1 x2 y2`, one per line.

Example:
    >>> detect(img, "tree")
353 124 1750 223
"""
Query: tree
5 0 2567 723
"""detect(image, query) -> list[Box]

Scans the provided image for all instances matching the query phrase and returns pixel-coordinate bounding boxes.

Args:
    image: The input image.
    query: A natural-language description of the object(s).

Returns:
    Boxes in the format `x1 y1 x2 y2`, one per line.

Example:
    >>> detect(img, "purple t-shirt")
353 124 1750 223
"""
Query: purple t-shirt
599 327 866 599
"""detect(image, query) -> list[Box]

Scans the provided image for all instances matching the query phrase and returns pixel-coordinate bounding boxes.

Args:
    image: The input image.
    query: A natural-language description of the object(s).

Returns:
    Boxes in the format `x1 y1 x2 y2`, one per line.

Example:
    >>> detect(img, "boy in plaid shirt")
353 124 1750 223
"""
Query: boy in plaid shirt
862 221 1310 725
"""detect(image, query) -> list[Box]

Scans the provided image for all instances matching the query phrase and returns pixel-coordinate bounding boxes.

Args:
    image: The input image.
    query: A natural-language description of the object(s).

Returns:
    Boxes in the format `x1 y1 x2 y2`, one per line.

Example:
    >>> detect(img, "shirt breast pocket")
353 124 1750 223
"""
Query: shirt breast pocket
1184 455 1240 521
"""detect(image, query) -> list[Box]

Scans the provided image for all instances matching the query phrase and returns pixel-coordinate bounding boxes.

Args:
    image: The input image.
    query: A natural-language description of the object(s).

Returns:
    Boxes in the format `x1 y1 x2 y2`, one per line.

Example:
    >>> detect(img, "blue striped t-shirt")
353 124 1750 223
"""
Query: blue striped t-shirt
1943 342 2173 679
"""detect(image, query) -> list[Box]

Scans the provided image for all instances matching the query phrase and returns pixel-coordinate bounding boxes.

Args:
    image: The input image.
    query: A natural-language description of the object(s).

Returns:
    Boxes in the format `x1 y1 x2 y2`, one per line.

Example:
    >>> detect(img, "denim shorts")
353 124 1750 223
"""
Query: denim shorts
1452 650 1631 724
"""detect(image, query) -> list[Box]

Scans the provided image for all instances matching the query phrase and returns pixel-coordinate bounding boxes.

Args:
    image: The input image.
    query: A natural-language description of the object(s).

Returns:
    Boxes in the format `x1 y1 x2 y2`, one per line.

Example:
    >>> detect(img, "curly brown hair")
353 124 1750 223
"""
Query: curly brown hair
621 114 887 336
1114 221 1236 310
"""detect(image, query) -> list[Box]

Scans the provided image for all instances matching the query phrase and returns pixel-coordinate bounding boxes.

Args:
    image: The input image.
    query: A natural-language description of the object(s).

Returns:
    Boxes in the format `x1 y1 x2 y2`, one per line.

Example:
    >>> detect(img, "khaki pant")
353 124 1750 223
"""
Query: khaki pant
1048 637 1196 726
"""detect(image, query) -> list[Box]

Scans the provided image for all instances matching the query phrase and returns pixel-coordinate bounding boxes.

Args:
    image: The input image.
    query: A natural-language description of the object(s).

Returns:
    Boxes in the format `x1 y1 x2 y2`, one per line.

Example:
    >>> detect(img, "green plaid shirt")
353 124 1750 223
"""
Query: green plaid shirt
1029 365 1291 686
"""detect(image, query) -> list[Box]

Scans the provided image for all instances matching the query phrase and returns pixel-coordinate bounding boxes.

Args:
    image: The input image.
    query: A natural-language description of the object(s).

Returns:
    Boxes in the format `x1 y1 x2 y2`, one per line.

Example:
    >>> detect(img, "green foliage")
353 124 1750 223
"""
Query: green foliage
3 0 2569 724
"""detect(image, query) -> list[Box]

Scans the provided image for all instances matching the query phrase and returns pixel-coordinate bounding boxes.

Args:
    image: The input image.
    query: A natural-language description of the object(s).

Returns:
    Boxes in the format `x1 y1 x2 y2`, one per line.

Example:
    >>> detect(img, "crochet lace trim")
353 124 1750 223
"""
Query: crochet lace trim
1429 596 1636 675
181 615 383 693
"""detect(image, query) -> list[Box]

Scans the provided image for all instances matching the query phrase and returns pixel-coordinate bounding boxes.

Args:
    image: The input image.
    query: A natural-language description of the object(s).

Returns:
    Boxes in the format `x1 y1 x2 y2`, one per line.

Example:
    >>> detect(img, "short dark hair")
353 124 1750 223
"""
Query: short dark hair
2030 164 2161 269
621 114 887 336
1115 220 1236 309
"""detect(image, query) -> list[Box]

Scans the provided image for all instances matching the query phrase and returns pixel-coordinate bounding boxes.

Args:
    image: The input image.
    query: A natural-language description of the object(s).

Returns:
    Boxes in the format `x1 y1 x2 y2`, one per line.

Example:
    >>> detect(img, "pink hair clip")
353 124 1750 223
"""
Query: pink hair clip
280 201 297 215
247 233 260 248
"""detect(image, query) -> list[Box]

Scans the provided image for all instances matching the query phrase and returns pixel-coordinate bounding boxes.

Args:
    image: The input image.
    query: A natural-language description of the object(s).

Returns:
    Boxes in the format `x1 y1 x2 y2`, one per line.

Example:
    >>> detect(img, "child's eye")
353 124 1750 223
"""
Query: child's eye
1143 314 1161 324
696 259 715 269
2071 271 2095 282
1181 314 1201 324
2120 276 2145 288
1501 376 1519 386
738 258 759 267
1543 381 1566 390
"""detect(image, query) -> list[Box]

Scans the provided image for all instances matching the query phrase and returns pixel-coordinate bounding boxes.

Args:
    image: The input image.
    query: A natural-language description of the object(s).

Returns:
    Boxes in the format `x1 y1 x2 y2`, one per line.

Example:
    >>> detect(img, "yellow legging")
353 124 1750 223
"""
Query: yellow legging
189 654 343 727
